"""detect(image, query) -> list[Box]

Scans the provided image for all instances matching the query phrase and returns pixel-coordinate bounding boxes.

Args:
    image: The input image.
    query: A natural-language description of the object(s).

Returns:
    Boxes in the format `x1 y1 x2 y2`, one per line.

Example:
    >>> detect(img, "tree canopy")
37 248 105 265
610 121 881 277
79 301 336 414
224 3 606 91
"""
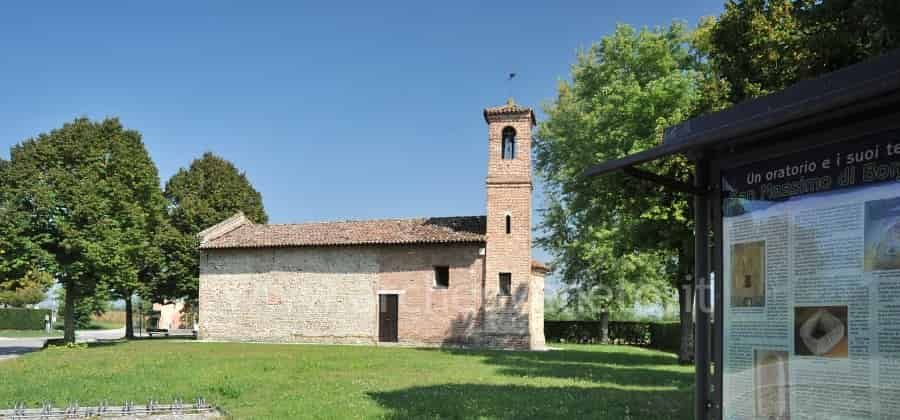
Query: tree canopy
0 270 52 307
709 0 900 102
165 152 267 236
535 21 729 361
2 118 166 341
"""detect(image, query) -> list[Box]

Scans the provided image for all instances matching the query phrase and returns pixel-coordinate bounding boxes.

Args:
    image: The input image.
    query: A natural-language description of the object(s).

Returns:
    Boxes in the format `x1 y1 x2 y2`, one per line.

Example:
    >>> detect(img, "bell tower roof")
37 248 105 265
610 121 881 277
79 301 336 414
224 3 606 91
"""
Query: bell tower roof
483 98 536 126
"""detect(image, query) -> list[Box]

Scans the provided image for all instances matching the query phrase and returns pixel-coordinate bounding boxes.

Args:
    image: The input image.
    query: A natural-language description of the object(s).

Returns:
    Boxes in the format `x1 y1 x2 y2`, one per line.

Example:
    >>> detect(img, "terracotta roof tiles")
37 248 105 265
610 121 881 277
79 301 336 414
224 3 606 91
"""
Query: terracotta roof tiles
483 99 536 125
531 260 550 274
200 216 487 249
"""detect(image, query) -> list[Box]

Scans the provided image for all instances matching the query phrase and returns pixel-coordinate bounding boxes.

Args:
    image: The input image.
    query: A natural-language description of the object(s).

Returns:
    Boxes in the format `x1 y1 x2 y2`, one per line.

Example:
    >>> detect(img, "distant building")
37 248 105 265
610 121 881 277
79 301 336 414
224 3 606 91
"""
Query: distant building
149 301 193 332
197 100 547 349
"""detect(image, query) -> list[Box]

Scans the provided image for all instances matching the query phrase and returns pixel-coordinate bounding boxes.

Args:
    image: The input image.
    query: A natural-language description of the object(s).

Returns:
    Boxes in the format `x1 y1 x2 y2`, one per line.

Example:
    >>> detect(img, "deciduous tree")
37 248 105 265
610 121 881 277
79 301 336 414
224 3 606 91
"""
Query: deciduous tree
535 22 727 362
3 118 166 342
165 152 267 236
710 0 900 102
0 271 53 307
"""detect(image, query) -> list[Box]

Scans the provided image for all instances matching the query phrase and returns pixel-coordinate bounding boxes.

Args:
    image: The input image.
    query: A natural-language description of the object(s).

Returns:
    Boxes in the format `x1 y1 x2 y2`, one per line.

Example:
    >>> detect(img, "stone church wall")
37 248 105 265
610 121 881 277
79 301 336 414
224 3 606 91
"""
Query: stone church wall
200 244 520 346
199 247 379 344
200 244 516 345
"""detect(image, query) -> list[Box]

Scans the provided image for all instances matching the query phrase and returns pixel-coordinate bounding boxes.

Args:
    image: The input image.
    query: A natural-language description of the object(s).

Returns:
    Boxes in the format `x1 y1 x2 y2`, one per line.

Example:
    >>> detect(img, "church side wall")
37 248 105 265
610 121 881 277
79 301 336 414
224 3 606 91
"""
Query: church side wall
199 247 379 344
199 244 487 346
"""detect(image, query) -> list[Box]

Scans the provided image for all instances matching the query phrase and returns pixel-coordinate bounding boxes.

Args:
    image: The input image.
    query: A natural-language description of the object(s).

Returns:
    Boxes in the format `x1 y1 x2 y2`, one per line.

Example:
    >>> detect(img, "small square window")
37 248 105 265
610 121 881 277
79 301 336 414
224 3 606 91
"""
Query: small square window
499 273 512 296
434 266 450 289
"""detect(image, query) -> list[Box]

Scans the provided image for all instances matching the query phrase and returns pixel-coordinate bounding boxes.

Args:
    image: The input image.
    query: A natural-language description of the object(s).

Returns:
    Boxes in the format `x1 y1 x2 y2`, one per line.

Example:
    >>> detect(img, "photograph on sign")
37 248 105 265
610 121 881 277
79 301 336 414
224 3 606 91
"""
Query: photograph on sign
794 306 848 357
730 241 766 307
754 349 790 418
865 196 900 271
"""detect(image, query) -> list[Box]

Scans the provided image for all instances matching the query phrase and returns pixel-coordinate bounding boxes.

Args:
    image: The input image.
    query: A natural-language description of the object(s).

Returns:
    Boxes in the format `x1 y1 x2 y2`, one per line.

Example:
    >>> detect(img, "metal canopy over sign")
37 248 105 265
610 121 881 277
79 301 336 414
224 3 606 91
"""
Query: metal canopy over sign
583 49 900 419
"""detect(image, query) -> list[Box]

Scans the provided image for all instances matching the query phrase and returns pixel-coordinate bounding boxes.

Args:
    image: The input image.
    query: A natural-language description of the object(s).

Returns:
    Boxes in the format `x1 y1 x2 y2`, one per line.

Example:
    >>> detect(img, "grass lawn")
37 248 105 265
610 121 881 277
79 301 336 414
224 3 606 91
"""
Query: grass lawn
0 341 693 419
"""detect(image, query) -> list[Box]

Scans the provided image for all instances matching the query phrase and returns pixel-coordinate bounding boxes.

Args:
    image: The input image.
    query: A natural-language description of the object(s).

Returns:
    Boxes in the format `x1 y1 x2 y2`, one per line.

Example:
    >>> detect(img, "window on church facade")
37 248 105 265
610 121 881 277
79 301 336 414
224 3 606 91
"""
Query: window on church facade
506 215 511 234
499 272 512 296
434 266 450 289
501 126 516 159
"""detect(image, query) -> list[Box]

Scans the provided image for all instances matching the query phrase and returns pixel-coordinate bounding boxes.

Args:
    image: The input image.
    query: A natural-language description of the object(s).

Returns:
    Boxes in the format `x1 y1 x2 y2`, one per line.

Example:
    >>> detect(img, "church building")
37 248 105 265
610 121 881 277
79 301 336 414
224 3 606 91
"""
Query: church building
197 100 547 350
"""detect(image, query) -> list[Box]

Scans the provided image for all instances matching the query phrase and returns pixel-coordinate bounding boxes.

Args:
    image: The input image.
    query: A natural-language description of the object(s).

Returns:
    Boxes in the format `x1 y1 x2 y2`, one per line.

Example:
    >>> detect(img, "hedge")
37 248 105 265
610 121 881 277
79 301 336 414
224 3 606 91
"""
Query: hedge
0 308 52 330
648 321 681 353
545 320 682 353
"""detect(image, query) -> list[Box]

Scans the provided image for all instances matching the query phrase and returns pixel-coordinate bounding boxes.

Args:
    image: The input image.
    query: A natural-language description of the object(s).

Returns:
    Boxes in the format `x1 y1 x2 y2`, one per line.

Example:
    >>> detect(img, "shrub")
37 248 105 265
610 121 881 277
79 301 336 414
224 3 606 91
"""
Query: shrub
0 308 51 330
0 288 46 307
544 320 683 353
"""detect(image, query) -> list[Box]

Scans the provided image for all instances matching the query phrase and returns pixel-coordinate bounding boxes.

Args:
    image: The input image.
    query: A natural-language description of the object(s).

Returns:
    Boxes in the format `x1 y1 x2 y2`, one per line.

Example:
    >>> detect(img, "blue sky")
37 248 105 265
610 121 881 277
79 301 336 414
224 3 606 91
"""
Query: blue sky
1 1 724 292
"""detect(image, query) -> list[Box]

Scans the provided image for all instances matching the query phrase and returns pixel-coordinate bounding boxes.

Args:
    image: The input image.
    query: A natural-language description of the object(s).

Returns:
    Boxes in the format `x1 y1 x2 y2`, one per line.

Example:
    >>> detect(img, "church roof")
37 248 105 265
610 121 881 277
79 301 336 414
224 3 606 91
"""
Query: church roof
200 213 550 273
199 215 487 249
531 260 550 274
483 99 536 125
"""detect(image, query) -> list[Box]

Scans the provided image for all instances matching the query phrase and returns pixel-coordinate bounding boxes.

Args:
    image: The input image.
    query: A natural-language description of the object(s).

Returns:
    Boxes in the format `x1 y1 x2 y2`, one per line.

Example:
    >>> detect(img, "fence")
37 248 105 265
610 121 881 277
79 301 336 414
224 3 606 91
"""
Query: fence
544 320 682 353
0 398 216 419
0 308 51 330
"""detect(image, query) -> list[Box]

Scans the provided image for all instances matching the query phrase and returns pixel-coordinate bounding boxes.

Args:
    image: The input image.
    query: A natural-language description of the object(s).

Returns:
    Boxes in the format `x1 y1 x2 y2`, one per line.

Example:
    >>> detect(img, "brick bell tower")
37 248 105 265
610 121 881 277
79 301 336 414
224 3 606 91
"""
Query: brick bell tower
482 98 536 348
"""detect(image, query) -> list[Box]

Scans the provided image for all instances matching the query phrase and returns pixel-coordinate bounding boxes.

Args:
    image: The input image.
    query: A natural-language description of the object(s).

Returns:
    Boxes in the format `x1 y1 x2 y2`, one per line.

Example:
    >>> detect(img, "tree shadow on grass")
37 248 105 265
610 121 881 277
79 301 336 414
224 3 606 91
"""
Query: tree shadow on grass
368 383 692 420
436 346 678 366
419 347 692 387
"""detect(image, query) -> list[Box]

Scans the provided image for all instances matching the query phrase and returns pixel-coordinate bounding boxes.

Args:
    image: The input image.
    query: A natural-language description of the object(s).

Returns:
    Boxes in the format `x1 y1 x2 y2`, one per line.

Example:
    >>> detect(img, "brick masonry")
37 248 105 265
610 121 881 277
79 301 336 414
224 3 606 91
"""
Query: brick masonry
198 101 545 349
483 103 538 347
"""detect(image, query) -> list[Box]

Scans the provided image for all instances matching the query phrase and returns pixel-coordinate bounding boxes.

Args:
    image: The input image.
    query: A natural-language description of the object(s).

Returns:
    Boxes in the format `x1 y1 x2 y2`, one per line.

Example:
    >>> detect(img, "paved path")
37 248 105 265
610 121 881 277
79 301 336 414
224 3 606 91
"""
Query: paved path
0 328 126 362
0 338 45 362
77 327 126 342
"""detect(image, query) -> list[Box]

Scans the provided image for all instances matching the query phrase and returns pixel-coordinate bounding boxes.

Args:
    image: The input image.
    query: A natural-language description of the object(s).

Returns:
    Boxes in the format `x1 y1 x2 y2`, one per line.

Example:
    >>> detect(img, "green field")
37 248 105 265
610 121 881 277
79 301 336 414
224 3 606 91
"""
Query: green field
0 341 693 419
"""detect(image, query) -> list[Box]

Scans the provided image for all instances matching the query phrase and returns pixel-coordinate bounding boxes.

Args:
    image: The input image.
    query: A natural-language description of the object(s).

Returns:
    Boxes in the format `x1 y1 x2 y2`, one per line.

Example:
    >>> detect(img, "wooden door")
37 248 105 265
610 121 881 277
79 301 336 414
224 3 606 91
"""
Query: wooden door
379 294 398 342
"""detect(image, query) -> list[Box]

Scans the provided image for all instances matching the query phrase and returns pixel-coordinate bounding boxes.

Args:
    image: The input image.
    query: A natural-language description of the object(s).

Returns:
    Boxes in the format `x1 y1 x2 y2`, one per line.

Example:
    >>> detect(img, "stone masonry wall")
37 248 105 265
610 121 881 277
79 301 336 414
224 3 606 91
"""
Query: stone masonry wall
200 244 492 346
199 247 379 344
199 242 543 348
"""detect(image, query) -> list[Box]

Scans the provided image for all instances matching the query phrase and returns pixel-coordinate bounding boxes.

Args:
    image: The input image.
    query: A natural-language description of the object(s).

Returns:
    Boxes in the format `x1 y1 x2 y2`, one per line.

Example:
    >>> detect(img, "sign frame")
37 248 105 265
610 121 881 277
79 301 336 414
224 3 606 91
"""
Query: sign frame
709 112 900 419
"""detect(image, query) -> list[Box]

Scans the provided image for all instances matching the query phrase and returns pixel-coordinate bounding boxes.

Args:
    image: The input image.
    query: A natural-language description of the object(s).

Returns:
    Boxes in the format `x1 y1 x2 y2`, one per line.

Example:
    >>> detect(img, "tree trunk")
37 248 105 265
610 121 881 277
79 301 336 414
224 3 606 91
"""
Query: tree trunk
599 311 610 344
64 287 76 344
678 280 695 364
124 293 134 339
